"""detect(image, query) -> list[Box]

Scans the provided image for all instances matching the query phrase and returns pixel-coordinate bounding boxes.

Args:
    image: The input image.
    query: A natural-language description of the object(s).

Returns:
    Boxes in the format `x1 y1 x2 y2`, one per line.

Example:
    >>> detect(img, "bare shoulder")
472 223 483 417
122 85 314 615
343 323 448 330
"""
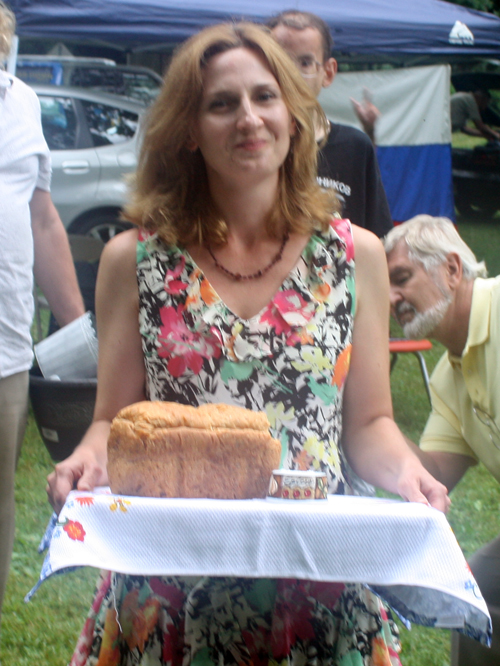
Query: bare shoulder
352 224 385 262
351 224 390 318
101 227 138 258
352 224 388 283
99 228 139 277
97 228 140 305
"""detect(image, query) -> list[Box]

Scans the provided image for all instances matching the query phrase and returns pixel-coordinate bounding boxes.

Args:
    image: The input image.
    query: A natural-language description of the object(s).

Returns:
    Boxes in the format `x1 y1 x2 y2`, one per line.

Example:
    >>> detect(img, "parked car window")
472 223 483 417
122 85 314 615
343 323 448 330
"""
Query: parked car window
39 95 77 150
33 84 143 241
80 100 139 147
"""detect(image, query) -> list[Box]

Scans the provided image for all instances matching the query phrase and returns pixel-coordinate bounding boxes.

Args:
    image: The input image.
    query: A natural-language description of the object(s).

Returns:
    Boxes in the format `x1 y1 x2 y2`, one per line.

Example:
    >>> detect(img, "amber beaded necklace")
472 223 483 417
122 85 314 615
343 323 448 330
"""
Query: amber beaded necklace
207 231 290 281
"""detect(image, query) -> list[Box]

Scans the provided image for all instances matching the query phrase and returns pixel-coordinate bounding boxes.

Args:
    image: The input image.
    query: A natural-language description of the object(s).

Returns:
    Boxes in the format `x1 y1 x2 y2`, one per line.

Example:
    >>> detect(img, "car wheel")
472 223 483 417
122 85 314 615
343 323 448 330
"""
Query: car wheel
71 214 133 243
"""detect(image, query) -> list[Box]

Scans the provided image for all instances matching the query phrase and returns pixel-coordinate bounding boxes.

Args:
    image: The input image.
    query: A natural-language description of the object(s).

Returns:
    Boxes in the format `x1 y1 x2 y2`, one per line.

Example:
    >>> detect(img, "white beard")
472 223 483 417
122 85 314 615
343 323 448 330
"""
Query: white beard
398 295 452 340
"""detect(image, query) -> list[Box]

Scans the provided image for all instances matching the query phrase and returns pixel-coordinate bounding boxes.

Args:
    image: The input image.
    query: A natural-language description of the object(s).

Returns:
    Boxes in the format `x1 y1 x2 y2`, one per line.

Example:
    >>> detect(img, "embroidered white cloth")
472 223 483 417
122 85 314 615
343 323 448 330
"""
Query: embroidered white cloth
31 489 491 645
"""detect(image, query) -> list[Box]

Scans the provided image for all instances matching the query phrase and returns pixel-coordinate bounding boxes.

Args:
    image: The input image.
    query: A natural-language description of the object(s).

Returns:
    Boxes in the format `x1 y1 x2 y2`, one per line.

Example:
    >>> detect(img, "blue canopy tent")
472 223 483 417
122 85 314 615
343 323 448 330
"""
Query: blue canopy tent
9 0 500 221
9 0 500 57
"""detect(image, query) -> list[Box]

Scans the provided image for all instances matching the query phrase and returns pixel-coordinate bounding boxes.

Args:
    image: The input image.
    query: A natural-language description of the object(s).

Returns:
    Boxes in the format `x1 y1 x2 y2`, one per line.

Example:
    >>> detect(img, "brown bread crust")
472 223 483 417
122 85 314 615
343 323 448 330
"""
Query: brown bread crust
114 400 271 431
107 402 281 499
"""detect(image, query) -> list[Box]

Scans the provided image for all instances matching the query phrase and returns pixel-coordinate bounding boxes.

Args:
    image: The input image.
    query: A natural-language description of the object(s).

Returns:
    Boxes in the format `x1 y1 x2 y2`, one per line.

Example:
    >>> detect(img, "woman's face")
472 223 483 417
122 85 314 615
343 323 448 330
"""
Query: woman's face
190 47 295 190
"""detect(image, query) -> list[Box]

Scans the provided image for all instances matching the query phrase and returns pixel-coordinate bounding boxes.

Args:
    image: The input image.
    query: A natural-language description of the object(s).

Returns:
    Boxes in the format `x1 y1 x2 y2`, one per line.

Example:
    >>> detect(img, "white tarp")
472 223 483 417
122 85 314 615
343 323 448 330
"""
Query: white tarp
319 64 452 147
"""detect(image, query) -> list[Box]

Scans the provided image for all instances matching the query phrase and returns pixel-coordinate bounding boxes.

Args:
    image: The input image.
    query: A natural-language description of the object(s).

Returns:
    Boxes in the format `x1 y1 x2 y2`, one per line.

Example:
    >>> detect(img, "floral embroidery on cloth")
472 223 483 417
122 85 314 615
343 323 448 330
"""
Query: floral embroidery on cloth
70 219 402 666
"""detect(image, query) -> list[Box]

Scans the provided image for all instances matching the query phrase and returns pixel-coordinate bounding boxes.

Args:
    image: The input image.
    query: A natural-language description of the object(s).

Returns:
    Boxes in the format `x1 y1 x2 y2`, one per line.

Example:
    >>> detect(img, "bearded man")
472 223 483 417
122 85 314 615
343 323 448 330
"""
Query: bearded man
384 214 499 666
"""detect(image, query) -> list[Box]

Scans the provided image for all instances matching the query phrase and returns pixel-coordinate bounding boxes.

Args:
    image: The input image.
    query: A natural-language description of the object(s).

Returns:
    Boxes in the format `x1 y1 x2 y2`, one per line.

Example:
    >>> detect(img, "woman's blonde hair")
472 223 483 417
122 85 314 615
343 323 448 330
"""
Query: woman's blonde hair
124 21 337 246
0 2 15 61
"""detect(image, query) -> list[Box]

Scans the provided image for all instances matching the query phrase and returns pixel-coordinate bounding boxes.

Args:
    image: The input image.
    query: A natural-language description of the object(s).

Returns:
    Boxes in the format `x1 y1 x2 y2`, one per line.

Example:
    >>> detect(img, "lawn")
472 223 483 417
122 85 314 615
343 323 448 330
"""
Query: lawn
1 216 499 665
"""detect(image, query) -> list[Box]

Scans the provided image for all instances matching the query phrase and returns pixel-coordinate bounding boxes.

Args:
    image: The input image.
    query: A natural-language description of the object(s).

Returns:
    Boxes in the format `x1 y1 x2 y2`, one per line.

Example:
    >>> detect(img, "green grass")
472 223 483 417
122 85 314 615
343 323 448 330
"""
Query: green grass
1 417 96 665
389 333 500 666
459 221 500 277
451 133 486 150
1 218 499 665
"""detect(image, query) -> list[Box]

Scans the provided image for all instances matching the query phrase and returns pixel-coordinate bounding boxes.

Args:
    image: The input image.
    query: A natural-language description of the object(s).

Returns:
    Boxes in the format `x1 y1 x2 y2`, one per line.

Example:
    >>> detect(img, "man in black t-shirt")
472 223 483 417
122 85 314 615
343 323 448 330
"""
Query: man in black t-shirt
318 123 393 238
268 10 393 238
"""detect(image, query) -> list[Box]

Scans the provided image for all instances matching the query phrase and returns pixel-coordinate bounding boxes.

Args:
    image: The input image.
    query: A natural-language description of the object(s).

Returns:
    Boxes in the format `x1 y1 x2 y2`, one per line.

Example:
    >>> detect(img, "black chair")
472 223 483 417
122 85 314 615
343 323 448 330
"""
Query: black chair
31 235 103 460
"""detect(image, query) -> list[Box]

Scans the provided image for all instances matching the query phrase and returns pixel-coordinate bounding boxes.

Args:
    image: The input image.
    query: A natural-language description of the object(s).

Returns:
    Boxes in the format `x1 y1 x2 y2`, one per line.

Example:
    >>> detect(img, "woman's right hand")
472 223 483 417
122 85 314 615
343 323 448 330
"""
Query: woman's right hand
47 229 146 514
46 421 110 514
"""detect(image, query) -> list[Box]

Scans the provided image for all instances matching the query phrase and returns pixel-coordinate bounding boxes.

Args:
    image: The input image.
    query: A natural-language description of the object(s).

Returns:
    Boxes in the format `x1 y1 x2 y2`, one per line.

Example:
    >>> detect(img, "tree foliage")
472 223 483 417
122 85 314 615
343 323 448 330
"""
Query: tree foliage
447 0 500 17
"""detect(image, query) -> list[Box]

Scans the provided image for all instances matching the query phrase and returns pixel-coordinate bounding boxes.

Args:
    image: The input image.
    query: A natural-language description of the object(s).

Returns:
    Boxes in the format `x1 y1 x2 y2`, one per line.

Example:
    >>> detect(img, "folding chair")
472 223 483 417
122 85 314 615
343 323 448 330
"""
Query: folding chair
389 338 433 405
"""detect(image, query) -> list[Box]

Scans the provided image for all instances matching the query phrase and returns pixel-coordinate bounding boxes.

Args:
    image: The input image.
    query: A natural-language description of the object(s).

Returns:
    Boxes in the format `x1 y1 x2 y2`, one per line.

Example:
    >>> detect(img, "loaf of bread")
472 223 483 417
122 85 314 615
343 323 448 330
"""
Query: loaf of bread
107 401 281 499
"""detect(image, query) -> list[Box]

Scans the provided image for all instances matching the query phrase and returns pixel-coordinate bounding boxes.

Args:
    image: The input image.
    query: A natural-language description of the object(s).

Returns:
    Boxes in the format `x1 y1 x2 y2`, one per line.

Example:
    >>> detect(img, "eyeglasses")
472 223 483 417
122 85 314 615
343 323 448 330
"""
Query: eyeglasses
472 405 500 451
290 55 323 79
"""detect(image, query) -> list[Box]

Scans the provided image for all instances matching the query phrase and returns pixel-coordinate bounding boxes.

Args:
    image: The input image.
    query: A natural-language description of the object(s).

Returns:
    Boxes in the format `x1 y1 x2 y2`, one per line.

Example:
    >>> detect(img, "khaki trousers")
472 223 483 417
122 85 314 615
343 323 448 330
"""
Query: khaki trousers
0 371 29 638
451 534 500 666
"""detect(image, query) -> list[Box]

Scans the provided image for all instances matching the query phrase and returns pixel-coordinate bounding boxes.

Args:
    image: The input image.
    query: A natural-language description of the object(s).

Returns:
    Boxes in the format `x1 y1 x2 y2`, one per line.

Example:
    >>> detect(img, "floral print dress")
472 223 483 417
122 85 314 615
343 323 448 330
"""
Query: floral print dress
70 219 402 666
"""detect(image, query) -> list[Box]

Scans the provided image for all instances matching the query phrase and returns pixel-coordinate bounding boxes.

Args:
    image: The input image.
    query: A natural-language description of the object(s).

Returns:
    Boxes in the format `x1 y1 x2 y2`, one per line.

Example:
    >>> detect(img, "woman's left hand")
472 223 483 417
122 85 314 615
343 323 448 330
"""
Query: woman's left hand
340 228 450 513
394 457 451 513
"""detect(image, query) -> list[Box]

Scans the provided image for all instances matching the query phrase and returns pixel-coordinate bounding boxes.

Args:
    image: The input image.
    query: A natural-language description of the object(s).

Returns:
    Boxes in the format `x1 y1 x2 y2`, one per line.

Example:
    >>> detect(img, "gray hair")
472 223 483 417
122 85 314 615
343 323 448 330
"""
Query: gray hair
0 1 15 61
383 215 487 280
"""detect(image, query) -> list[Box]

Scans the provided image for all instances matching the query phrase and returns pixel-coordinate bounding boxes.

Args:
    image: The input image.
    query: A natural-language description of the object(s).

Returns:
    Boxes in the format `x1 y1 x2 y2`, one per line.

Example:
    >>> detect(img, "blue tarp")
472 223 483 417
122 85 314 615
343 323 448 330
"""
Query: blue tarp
9 0 500 56
377 144 455 222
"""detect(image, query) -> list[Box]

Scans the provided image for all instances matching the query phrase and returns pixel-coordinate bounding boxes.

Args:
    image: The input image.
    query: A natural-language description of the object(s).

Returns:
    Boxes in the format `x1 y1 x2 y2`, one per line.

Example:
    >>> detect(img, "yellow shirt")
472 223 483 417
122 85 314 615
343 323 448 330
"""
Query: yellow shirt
420 276 500 483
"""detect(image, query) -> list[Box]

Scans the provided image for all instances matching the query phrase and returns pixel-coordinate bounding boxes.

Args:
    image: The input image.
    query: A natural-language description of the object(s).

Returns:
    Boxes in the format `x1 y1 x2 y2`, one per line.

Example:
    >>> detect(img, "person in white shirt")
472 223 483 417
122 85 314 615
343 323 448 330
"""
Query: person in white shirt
0 1 84 647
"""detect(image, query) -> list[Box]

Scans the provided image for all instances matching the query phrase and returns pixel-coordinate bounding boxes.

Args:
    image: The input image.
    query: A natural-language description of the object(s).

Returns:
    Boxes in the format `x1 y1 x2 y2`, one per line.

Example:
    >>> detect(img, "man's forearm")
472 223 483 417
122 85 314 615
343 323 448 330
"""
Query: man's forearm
403 436 474 492
31 189 85 327
474 120 500 142
403 436 441 477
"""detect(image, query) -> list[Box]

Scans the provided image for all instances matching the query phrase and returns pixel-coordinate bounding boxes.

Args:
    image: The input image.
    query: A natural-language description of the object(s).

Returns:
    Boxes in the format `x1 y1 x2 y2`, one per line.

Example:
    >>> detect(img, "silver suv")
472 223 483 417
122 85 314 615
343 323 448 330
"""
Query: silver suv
34 84 144 241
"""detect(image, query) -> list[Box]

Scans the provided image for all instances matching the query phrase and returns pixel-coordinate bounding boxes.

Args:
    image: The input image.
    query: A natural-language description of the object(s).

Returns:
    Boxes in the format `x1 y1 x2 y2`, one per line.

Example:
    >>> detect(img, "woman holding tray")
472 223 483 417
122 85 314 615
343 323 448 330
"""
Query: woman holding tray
47 22 449 666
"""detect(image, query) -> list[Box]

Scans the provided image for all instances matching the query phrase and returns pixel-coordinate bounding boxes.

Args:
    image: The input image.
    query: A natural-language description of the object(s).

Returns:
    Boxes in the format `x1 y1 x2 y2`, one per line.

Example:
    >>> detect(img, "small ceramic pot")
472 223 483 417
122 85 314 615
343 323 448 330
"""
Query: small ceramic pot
268 470 328 500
